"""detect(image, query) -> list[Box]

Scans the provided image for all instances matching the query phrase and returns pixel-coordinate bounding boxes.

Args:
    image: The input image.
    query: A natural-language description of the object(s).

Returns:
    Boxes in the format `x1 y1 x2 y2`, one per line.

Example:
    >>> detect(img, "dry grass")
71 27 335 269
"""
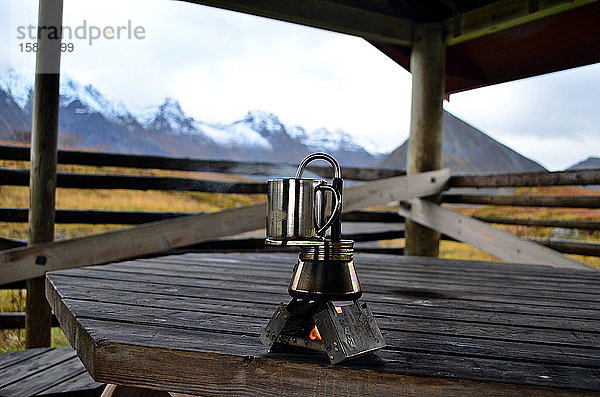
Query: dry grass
0 290 69 353
0 185 264 240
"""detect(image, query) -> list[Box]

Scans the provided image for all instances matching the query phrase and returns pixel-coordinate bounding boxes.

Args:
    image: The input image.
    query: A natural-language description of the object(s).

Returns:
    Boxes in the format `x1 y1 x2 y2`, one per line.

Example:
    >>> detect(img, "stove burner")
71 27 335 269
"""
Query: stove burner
261 152 386 364
260 299 385 364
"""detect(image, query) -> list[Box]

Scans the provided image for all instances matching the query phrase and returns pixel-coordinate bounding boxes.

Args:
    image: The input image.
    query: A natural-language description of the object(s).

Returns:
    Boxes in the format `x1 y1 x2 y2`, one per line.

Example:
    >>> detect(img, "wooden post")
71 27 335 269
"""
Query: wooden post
26 0 63 348
405 23 445 257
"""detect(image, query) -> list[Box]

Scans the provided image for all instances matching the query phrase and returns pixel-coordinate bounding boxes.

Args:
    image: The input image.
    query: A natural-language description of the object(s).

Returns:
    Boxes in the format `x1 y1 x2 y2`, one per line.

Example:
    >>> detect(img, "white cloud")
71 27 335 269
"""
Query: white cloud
496 134 599 171
5 0 599 169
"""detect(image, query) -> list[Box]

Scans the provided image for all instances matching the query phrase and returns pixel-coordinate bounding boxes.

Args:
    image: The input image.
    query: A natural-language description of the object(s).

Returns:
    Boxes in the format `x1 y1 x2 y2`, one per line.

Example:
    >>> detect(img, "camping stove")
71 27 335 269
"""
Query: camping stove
260 153 386 364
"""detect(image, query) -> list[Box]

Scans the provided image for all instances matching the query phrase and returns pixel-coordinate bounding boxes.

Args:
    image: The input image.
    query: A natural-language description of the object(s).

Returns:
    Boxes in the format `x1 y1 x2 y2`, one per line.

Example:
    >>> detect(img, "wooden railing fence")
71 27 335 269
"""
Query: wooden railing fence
1 144 599 330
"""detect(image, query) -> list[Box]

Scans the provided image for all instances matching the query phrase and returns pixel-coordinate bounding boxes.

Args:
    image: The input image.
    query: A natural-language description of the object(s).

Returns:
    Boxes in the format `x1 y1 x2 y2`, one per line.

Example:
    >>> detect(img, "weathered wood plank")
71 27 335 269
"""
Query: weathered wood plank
0 347 76 388
90 253 600 295
143 253 600 286
448 168 600 187
343 169 449 211
99 259 600 294
0 170 447 285
352 252 600 279
443 193 600 208
52 281 600 337
139 253 600 291
167 252 600 279
146 249 600 281
51 266 600 310
0 347 53 370
398 198 592 270
48 272 600 320
0 357 87 396
40 370 104 396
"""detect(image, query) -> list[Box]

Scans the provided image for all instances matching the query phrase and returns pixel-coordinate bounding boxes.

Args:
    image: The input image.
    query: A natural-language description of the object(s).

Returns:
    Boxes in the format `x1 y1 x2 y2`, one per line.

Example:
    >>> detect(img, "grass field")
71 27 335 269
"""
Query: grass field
1 158 598 352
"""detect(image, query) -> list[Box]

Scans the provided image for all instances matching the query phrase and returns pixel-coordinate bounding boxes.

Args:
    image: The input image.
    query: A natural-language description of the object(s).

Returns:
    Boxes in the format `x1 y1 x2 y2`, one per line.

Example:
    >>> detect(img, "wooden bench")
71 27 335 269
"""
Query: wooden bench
0 346 105 397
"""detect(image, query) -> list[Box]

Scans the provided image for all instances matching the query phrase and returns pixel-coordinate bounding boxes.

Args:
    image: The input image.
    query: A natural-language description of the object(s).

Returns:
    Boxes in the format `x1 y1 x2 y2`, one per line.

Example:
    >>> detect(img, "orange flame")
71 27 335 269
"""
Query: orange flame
308 325 322 342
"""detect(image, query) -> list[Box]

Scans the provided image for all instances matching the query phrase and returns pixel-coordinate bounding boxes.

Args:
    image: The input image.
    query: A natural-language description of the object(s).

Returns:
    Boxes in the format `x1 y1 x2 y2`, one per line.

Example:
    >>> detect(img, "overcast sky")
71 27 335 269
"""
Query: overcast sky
2 0 599 170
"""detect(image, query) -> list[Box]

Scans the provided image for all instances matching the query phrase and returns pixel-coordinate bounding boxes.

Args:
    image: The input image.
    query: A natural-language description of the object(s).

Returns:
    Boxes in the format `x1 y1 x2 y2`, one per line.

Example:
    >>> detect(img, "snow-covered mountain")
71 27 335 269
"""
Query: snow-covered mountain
0 69 381 166
0 69 552 174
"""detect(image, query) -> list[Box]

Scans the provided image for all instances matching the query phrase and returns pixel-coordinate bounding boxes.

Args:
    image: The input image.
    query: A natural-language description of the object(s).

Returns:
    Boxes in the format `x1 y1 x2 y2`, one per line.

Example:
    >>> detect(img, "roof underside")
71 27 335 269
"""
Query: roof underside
183 0 600 94
372 2 600 94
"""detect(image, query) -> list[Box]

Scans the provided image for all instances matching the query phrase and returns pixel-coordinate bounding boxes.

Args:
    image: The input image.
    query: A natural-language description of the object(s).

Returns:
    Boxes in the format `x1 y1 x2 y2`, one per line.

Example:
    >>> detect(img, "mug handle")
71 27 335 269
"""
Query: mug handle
314 183 342 236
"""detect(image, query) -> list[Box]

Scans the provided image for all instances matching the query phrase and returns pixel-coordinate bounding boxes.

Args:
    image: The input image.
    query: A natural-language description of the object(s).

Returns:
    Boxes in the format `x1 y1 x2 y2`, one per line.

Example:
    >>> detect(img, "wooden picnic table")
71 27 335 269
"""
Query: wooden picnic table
45 252 600 396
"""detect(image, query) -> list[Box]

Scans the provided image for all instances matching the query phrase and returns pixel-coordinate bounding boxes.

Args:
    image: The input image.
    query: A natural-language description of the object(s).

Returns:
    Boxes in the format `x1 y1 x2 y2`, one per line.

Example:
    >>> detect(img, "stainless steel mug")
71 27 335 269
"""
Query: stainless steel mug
267 153 342 242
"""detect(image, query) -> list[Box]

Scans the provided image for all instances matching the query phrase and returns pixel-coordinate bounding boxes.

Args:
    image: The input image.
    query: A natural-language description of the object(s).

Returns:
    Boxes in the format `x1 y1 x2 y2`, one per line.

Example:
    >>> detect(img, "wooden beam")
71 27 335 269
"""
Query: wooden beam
0 312 59 329
445 0 597 46
343 169 449 211
532 238 600 257
449 169 600 187
180 0 414 46
405 23 446 257
1 168 266 193
0 208 201 225
0 170 447 285
397 198 593 271
26 0 64 349
443 194 600 208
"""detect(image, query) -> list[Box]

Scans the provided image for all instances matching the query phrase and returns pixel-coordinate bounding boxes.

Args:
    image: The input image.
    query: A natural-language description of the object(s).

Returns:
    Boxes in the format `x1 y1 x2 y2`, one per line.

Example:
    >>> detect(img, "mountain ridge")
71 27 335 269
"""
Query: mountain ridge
0 70 381 166
380 111 546 174
567 157 600 170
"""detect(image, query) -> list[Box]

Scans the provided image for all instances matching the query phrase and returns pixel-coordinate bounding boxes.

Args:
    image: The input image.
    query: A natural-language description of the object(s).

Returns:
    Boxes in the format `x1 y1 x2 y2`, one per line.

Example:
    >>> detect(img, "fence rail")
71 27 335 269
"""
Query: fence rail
448 169 600 187
442 194 600 208
0 208 406 225
0 167 266 193
1 144 599 331
1 145 599 282
473 216 599 230
0 145 404 181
